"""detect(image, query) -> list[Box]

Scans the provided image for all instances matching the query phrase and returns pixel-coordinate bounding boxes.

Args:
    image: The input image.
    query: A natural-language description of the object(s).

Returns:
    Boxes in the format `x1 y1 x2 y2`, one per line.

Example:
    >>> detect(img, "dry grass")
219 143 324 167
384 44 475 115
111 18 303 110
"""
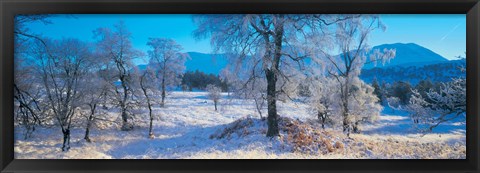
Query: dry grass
209 117 255 139
348 134 466 159
279 117 343 155
210 117 466 159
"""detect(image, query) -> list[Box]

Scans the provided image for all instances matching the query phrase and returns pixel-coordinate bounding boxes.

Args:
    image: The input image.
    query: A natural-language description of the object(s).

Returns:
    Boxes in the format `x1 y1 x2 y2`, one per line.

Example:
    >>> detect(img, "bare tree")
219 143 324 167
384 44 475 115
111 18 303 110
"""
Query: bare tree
14 54 45 139
80 72 110 142
94 21 143 131
146 38 188 107
137 67 160 139
13 15 52 139
193 14 360 137
206 84 222 111
32 38 93 151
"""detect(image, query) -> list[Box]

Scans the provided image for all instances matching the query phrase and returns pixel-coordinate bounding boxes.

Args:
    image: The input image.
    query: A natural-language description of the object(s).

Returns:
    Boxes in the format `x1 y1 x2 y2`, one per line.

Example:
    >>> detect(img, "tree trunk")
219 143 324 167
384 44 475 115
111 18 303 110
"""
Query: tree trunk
318 110 325 129
148 101 154 139
84 105 95 143
342 80 351 136
266 69 279 137
84 117 93 142
353 121 360 133
120 74 132 131
140 76 155 139
161 77 166 107
214 100 218 111
342 100 350 136
84 126 91 142
62 128 71 151
120 104 131 131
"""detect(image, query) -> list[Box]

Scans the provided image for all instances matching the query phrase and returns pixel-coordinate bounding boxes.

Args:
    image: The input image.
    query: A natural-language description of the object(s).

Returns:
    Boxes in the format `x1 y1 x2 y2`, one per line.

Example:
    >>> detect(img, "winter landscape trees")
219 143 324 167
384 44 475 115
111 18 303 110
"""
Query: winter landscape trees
206 84 222 111
94 21 143 131
146 38 188 107
80 72 109 143
404 69 466 132
13 15 53 139
33 38 94 151
193 14 395 137
317 16 395 135
138 67 160 139
13 14 466 158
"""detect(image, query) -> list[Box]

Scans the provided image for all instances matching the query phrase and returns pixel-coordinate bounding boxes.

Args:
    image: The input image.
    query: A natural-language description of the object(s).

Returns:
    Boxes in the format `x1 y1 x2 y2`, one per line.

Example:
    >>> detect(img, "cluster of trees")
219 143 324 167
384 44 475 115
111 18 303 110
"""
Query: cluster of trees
13 17 197 151
372 79 441 106
374 71 466 132
181 70 229 92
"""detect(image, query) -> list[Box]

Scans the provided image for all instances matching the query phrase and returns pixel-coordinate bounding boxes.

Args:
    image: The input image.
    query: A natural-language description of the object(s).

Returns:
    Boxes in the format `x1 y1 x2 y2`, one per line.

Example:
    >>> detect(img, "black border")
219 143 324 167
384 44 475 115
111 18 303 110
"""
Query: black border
1 0 479 173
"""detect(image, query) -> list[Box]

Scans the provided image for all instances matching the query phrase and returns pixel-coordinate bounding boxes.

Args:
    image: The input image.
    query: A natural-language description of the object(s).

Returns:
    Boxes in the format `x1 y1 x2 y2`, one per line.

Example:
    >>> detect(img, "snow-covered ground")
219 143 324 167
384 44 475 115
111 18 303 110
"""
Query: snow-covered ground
14 92 466 159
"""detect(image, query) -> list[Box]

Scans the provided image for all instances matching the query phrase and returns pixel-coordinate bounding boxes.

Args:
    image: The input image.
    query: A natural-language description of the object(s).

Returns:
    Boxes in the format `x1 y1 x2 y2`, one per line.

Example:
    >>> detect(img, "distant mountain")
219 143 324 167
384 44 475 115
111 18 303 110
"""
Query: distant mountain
138 43 451 76
363 43 448 69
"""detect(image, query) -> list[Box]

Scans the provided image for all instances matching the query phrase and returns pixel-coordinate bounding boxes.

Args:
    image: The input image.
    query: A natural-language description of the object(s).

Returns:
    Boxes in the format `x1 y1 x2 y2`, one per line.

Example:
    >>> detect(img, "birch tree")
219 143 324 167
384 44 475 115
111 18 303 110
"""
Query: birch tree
146 38 188 107
33 38 93 151
137 66 160 139
322 16 395 136
80 71 110 142
94 21 143 131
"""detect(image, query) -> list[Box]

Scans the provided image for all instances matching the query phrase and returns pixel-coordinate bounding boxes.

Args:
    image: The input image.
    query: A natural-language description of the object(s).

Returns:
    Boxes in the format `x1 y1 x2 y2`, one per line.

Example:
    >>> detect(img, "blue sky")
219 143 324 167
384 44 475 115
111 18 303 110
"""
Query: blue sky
22 14 466 63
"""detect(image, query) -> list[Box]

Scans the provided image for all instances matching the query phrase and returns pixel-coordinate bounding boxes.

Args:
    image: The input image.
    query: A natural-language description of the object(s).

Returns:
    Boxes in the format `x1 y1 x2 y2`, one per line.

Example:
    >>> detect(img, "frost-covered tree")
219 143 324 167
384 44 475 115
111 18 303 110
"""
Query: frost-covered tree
146 38 188 107
136 66 161 139
206 84 222 111
32 38 93 151
322 15 395 136
347 78 383 133
307 76 338 129
193 14 363 137
308 76 382 133
94 21 143 131
406 74 466 132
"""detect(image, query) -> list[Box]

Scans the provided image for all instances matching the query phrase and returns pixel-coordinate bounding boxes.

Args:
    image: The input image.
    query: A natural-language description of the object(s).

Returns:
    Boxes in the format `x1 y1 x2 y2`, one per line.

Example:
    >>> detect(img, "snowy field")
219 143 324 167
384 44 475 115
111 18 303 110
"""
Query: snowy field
14 92 466 159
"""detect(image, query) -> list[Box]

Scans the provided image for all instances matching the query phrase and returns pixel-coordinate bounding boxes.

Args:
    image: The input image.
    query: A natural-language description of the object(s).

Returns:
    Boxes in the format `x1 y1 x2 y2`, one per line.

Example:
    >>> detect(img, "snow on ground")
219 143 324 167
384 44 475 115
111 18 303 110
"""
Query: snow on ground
359 107 466 145
14 91 466 159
